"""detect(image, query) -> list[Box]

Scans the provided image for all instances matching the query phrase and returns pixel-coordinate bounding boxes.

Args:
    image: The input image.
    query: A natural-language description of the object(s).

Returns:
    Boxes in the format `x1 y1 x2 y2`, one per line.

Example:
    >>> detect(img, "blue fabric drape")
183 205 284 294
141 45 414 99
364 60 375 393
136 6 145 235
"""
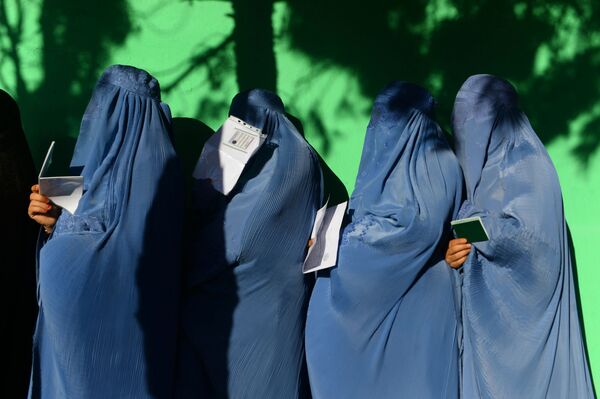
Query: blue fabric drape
305 82 463 399
452 74 594 398
29 65 183 398
177 89 323 399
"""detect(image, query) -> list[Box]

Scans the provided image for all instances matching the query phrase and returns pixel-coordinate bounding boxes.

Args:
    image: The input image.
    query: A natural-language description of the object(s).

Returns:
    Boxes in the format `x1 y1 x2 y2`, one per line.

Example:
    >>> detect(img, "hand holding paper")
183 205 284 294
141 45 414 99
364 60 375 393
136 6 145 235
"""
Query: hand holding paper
303 201 348 274
38 141 84 214
446 217 487 269
28 184 61 232
445 238 472 269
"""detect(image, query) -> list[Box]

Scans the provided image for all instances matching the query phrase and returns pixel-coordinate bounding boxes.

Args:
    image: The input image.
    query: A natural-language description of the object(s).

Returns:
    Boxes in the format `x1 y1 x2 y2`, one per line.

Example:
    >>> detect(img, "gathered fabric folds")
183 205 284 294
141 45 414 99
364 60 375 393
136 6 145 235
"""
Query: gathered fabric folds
29 65 183 398
177 89 323 399
0 89 38 398
305 82 463 399
453 74 594 398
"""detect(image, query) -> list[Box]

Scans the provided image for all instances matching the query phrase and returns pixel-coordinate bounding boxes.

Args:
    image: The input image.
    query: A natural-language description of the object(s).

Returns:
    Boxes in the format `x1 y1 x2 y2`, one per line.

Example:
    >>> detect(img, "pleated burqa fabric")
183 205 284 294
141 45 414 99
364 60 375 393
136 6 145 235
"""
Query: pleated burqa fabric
452 74 594 398
177 90 323 399
305 82 463 399
0 90 38 398
29 65 183 398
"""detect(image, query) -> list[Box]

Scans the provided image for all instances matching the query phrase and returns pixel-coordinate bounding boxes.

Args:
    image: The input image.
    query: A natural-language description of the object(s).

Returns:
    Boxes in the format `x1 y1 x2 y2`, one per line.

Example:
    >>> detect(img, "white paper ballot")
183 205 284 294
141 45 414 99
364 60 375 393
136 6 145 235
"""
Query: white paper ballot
193 116 266 195
303 201 348 274
38 141 84 214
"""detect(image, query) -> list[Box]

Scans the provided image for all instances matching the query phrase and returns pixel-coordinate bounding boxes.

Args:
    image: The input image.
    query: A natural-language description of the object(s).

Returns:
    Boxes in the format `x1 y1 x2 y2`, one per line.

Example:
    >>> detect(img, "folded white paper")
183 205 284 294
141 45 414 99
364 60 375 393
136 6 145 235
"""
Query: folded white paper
38 141 84 214
193 116 266 195
303 201 348 274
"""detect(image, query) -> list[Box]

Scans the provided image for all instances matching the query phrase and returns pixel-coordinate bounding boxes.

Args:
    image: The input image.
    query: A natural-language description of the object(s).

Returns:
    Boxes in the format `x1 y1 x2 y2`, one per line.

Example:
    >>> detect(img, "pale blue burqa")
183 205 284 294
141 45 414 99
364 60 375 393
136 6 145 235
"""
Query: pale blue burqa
453 74 594 398
305 82 463 399
29 65 183 398
177 90 323 398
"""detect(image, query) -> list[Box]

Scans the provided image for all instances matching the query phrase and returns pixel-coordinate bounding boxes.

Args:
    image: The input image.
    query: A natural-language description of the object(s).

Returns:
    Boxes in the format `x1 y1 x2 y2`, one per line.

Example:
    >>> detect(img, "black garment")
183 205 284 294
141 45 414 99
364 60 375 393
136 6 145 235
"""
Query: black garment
0 89 39 398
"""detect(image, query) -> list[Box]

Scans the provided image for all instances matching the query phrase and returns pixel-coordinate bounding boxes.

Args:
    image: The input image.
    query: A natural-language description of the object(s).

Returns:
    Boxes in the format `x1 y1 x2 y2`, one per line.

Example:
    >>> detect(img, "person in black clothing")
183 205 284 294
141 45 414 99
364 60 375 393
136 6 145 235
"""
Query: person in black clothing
0 89 39 398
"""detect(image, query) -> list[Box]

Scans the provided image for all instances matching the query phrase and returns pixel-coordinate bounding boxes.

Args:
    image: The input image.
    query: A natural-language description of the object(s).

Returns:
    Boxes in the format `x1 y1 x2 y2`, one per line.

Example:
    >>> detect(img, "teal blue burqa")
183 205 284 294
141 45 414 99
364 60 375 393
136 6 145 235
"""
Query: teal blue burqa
453 75 594 398
305 82 463 398
177 90 323 398
29 65 183 398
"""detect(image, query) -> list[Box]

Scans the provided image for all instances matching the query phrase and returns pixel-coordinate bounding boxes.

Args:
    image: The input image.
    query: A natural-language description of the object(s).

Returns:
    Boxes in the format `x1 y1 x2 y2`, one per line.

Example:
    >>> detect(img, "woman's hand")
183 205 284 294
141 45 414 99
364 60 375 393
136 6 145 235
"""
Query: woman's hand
28 184 61 234
445 238 472 269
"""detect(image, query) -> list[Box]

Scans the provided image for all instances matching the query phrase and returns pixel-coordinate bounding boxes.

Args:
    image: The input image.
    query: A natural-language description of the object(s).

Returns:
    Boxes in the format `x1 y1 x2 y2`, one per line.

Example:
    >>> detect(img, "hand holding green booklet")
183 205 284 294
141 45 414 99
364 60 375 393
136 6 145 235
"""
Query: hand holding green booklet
451 216 489 242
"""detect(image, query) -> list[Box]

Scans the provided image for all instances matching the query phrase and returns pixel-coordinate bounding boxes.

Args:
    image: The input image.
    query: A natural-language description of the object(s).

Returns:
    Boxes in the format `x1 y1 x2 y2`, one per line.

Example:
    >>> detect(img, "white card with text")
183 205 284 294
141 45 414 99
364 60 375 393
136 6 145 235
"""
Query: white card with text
193 116 266 195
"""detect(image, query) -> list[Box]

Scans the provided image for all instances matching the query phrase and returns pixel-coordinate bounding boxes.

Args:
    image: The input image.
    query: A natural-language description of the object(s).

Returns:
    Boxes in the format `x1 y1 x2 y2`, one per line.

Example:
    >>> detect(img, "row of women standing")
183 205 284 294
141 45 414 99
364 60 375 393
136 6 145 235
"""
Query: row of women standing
17 64 594 398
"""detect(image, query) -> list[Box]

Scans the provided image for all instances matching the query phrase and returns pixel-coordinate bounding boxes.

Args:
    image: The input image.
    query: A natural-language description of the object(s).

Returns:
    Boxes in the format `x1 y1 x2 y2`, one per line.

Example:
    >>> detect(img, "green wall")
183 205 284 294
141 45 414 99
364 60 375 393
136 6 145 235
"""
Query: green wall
2 0 599 390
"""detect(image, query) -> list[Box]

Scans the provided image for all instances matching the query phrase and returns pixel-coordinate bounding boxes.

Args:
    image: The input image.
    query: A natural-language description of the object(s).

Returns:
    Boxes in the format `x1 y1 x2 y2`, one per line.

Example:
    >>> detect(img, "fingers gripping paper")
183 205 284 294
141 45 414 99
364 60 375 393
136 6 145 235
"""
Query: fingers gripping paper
38 141 83 214
303 201 347 274
193 116 266 195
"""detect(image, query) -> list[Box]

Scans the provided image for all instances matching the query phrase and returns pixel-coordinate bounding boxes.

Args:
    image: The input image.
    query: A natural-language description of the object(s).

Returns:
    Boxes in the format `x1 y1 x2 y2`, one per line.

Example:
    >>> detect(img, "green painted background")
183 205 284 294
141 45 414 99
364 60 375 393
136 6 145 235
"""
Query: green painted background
2 0 599 391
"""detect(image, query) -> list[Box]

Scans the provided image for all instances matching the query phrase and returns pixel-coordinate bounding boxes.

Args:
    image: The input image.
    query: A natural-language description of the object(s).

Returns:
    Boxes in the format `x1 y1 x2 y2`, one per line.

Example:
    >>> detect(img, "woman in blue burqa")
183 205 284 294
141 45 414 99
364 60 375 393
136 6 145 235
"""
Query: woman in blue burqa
305 82 463 399
177 89 323 398
445 74 594 398
28 65 183 398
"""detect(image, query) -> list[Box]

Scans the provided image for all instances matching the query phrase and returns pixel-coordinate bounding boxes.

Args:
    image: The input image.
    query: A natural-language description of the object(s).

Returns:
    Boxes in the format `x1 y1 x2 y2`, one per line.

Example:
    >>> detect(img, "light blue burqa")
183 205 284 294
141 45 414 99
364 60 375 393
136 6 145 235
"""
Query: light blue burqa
178 90 323 398
30 65 183 398
453 74 594 398
305 82 463 399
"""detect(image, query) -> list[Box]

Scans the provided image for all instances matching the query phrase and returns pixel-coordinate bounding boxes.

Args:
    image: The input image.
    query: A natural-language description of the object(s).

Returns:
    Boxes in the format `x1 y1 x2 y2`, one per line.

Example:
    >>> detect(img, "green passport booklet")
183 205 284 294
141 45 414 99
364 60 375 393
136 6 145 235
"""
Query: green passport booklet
451 216 489 242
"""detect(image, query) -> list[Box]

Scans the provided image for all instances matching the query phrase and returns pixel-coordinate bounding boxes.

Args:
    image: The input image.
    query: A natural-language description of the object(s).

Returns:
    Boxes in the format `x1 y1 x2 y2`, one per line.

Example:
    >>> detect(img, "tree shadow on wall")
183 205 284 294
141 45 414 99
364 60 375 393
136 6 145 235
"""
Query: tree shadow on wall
164 0 277 128
166 0 600 166
284 0 600 165
0 0 131 169
2 0 599 167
